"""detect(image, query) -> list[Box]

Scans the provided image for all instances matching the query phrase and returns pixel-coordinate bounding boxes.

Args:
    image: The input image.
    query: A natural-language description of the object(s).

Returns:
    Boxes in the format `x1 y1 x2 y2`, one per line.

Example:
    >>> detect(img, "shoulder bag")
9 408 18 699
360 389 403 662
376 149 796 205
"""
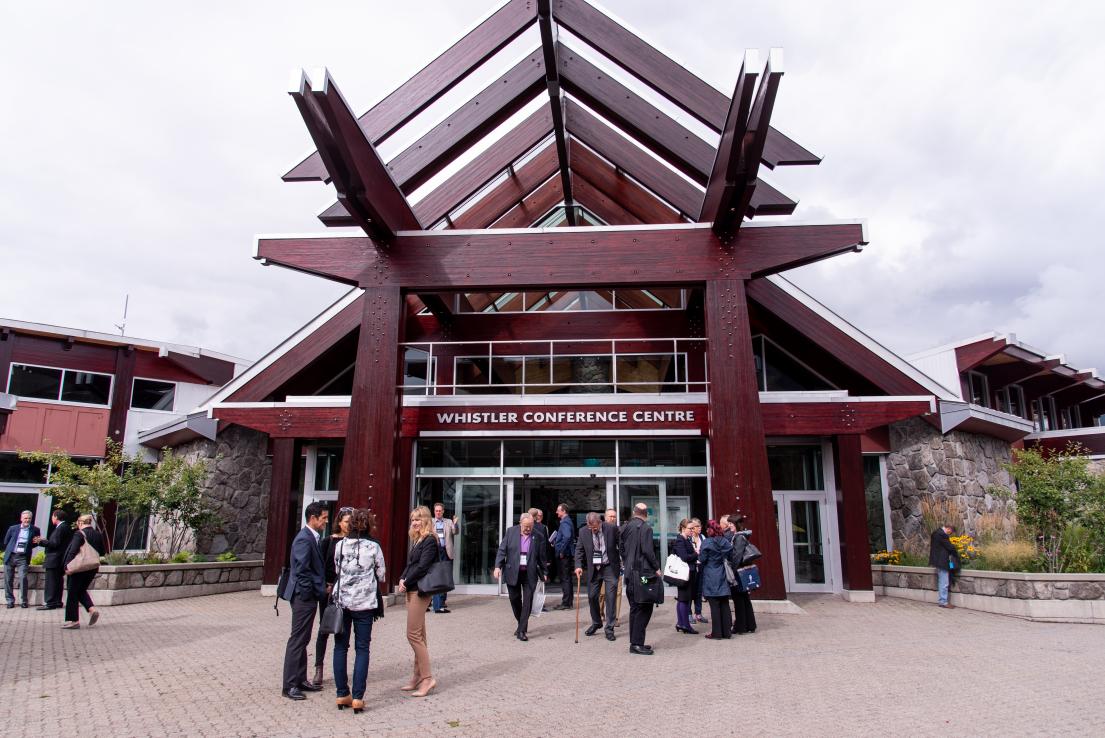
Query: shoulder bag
662 553 689 586
416 540 455 596
319 540 346 636
737 564 761 593
740 539 763 565
65 534 101 575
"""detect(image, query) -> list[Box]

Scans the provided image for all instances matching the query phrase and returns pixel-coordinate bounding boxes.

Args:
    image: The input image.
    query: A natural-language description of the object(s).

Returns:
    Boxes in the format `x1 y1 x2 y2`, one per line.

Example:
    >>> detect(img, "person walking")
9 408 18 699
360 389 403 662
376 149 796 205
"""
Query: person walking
397 505 438 697
621 502 661 655
929 523 959 608
573 512 621 642
699 520 734 640
4 510 41 609
331 508 386 715
689 518 707 624
493 512 548 641
551 503 575 610
314 506 353 685
60 514 105 629
728 515 758 634
672 519 699 634
35 510 72 611
281 501 329 700
430 503 458 614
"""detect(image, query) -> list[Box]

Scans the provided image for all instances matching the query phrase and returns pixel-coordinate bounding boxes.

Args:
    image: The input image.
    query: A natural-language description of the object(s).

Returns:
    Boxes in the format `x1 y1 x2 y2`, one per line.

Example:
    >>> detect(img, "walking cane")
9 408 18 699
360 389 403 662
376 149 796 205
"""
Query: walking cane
615 578 622 625
574 571 582 643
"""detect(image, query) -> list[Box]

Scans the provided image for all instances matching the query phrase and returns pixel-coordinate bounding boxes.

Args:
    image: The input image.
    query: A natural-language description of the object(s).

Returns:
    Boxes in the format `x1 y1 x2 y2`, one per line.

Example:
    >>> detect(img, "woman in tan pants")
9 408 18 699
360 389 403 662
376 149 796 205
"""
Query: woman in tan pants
397 505 439 697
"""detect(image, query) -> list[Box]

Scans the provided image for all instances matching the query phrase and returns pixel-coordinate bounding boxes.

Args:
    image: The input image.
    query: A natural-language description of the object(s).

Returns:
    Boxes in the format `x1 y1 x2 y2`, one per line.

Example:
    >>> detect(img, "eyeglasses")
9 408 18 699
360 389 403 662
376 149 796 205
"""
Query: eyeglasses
338 506 355 515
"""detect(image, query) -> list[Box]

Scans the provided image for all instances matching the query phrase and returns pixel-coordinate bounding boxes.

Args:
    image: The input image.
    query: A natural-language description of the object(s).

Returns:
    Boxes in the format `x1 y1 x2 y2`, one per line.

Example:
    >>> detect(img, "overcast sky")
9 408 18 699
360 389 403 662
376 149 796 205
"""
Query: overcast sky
2 1 1102 373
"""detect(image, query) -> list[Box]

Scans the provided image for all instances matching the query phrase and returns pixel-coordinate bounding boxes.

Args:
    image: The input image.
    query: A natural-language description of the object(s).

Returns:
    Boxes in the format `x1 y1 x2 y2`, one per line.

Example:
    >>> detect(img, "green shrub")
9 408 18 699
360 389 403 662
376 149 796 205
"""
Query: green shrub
215 551 238 562
192 553 209 563
31 550 46 566
170 551 194 564
897 550 929 567
102 551 129 566
1059 525 1098 573
127 553 165 565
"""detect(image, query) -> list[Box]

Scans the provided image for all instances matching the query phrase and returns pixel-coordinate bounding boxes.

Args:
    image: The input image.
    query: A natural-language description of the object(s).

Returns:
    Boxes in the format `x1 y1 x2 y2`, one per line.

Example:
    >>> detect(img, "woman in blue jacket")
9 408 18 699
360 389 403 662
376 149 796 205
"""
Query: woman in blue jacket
697 520 734 639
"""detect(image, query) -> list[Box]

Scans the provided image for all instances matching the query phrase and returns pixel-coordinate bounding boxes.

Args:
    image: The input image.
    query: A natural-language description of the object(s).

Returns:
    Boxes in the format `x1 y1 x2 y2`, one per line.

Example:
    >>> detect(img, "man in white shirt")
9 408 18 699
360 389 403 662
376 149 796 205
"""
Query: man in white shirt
4 511 41 609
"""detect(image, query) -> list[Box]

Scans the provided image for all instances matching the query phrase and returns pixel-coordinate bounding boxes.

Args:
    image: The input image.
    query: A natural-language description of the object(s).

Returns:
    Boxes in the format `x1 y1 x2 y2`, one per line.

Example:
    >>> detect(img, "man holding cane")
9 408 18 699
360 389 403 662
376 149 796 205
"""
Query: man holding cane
574 512 621 642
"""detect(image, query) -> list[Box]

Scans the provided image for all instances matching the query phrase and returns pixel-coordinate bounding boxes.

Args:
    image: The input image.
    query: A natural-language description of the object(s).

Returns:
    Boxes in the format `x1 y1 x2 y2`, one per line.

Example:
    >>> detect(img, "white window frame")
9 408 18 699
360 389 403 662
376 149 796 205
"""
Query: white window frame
6 362 114 408
130 376 178 413
966 370 991 408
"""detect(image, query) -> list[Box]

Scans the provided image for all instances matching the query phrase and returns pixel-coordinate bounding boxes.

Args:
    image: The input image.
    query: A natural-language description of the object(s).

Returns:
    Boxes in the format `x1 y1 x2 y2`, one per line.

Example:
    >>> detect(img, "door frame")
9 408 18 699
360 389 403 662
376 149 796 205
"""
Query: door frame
455 478 508 595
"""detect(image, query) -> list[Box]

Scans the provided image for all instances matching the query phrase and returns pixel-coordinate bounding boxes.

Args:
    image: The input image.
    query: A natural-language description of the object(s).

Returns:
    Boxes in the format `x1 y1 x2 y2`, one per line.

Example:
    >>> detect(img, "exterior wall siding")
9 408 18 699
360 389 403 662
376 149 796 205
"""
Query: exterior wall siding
0 400 110 456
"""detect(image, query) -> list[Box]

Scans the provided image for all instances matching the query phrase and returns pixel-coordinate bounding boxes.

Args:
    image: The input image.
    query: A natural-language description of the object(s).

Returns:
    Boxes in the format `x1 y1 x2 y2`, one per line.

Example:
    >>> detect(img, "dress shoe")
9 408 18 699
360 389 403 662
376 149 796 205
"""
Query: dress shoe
434 607 451 614
20 603 28 609
5 604 13 609
605 631 616 642
88 610 99 627
629 645 653 655
517 632 528 642
61 622 80 629
552 604 571 611
313 664 324 685
282 688 307 701
36 605 59 611
640 644 653 652
695 615 708 624
298 680 323 692
584 624 601 637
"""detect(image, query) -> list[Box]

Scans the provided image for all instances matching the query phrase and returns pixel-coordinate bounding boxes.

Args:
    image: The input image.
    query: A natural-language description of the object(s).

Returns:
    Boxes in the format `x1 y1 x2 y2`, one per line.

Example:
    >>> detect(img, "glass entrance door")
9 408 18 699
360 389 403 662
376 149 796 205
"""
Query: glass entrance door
455 480 503 593
617 480 686 565
774 492 833 592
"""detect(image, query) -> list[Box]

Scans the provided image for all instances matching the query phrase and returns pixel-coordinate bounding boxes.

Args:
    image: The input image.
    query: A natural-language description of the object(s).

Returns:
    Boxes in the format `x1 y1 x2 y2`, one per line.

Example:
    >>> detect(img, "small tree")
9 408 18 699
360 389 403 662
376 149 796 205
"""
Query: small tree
1004 444 1105 573
150 448 221 557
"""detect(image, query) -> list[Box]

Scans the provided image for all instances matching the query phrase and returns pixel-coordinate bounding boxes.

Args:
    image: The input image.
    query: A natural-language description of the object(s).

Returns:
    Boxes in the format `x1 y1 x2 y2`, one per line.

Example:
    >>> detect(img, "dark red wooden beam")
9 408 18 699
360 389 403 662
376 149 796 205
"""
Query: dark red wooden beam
261 438 298 585
954 338 1008 372
291 70 422 242
537 1 574 222
568 144 680 224
491 176 564 228
551 0 819 169
256 221 866 290
982 358 1054 389
833 434 874 591
571 174 641 225
161 351 235 386
700 50 758 224
283 0 537 181
451 144 560 229
386 52 546 194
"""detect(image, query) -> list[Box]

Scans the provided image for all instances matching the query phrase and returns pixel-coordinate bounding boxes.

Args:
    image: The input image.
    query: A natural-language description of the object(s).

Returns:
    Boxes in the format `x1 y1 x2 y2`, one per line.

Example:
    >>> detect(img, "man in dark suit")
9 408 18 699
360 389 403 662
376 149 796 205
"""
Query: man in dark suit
551 503 576 609
33 510 72 610
493 512 548 642
4 510 41 609
281 501 329 700
620 502 661 655
574 512 621 641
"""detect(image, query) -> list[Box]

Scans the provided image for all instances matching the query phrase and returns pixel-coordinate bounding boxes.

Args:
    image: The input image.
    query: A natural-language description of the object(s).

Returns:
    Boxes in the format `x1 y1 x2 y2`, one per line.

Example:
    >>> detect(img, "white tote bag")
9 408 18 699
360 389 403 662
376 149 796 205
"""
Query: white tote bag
663 553 690 583
530 580 546 617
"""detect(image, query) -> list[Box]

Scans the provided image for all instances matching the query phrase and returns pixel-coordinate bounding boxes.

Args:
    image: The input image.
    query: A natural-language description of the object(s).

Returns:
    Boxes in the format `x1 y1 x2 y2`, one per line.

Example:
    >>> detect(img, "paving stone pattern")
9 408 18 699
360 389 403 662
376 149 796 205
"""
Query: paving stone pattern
2 592 1103 737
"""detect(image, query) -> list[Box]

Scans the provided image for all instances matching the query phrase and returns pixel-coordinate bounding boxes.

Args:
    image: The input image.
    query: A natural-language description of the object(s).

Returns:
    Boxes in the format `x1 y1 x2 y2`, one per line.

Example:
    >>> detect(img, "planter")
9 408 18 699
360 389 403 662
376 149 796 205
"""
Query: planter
872 564 1105 624
20 560 264 606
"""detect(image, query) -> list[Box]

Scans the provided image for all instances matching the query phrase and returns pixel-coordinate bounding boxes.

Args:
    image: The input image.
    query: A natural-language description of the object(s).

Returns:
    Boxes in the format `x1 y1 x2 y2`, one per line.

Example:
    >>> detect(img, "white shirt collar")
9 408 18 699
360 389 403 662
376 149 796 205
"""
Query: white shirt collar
305 525 320 542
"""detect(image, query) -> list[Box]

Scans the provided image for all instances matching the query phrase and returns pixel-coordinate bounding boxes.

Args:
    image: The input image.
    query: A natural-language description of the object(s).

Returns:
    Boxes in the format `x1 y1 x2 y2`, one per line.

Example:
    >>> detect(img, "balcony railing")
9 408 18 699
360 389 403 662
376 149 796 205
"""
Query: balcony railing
400 338 708 396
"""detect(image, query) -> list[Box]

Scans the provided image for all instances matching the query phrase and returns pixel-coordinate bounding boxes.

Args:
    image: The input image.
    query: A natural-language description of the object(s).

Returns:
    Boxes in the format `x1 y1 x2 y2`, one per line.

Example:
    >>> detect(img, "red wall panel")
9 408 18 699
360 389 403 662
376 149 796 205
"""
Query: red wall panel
0 401 109 457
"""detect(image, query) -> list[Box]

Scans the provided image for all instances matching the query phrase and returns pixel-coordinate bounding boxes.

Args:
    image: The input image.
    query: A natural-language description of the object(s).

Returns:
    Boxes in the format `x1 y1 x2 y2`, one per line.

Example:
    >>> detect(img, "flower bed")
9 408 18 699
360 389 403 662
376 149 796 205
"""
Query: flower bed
872 564 1105 624
20 560 263 606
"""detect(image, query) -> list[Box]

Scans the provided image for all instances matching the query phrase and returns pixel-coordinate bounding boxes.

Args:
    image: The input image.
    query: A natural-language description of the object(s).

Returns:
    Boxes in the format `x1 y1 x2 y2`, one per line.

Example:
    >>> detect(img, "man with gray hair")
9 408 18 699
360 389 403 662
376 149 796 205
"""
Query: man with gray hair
4 511 41 609
493 512 548 641
574 511 621 641
621 502 661 654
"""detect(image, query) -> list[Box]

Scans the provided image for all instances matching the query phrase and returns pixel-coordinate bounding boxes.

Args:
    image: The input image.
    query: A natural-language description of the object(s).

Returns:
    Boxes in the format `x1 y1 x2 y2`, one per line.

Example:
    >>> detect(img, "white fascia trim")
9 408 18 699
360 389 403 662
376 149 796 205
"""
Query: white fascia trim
1025 426 1105 440
419 429 702 438
907 331 1005 361
0 318 249 366
938 401 1035 434
194 288 364 414
760 392 937 412
764 275 958 400
403 393 709 407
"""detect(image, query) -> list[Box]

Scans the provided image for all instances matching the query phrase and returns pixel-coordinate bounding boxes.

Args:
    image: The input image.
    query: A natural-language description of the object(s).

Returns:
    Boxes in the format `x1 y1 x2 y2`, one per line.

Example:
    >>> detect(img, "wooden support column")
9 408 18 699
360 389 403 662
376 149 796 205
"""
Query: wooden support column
262 437 299 585
0 329 13 387
339 287 407 586
705 279 785 600
833 434 873 592
102 345 136 551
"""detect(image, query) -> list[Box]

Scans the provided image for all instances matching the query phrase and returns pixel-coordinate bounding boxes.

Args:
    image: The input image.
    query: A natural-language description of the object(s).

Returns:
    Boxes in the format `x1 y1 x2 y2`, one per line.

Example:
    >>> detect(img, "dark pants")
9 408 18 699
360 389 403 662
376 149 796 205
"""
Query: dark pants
628 599 654 647
5 558 30 605
587 565 618 630
431 547 450 611
507 576 535 635
64 571 96 622
333 609 374 700
732 588 757 633
692 571 704 616
44 566 64 607
558 554 573 606
708 597 732 638
314 598 329 669
283 594 319 692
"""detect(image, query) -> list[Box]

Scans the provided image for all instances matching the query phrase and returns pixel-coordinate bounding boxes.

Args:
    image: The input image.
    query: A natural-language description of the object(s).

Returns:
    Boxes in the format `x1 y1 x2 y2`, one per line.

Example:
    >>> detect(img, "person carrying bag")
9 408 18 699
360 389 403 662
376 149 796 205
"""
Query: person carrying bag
728 516 759 635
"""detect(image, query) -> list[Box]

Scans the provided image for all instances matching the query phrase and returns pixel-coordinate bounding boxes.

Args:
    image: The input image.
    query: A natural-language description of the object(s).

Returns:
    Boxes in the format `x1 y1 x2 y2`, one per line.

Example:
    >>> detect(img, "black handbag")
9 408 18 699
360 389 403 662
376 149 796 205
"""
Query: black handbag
633 572 665 605
417 559 455 596
741 540 763 565
319 599 345 635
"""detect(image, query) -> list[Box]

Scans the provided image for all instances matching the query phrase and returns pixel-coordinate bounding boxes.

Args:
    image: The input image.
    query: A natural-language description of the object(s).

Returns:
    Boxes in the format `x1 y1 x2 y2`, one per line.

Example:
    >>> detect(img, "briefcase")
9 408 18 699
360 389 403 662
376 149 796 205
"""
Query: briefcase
416 560 456 596
737 565 761 593
633 573 665 605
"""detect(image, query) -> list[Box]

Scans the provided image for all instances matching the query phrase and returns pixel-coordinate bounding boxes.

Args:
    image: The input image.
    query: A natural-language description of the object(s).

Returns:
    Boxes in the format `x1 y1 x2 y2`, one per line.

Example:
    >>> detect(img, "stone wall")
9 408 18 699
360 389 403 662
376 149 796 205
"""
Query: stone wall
169 426 271 558
1088 458 1105 476
885 418 1015 547
21 561 264 606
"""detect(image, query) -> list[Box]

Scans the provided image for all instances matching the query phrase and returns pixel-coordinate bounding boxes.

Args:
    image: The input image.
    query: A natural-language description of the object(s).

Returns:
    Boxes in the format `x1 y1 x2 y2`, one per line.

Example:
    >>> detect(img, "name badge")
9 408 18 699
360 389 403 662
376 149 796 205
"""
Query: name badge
519 553 528 567
592 554 603 566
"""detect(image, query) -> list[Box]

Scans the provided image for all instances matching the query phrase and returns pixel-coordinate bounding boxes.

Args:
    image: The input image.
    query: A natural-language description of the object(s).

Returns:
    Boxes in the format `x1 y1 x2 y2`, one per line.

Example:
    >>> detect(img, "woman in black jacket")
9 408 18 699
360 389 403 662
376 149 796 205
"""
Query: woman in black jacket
61 514 106 630
397 505 439 698
671 519 699 634
314 506 353 685
728 516 757 634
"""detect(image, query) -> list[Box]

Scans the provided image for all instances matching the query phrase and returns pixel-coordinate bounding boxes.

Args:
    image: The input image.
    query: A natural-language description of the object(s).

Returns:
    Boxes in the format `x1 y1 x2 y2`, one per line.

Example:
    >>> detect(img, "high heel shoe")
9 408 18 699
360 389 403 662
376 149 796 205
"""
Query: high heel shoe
400 678 420 692
676 625 699 635
314 665 325 686
352 698 365 714
336 695 353 710
409 677 436 698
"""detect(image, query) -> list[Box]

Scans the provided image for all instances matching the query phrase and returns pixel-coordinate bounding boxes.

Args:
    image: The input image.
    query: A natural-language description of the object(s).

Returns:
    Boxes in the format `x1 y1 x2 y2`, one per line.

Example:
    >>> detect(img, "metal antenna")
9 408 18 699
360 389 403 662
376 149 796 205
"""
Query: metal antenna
114 294 129 336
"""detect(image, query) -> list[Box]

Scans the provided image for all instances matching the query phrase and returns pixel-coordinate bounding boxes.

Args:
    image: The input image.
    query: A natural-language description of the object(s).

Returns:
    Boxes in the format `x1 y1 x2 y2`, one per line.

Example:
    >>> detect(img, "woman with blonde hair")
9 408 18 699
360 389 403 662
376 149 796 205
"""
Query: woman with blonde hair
397 505 438 697
61 514 106 629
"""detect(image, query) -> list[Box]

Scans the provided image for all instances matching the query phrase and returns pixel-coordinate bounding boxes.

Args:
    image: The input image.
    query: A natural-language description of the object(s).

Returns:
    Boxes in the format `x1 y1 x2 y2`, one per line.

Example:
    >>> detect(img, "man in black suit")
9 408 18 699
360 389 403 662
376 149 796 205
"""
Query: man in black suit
574 512 621 641
493 512 548 642
280 501 329 700
620 502 661 655
4 510 41 609
34 510 72 610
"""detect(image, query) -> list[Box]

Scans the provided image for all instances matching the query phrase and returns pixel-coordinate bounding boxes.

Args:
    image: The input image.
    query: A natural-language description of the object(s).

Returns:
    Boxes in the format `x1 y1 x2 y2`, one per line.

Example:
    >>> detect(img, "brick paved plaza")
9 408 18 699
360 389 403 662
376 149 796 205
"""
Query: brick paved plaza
2 591 1104 737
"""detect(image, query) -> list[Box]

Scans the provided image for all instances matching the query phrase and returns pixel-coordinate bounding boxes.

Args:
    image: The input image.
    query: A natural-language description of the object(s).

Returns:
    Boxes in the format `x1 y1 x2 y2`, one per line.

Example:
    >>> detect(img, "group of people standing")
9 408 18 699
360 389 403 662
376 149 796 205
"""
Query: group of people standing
673 514 758 639
3 509 105 628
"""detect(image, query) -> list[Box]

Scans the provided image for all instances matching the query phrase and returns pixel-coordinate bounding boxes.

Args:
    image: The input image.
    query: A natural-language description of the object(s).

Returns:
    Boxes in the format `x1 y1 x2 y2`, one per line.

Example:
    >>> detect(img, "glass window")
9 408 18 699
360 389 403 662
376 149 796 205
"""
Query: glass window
60 371 112 405
7 364 63 400
131 379 175 411
863 456 888 553
490 356 525 392
763 340 833 392
0 454 48 484
113 512 150 551
314 447 343 491
615 354 681 393
619 439 707 472
403 348 435 396
967 371 990 408
551 356 613 392
504 439 615 471
417 440 501 474
767 445 824 490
